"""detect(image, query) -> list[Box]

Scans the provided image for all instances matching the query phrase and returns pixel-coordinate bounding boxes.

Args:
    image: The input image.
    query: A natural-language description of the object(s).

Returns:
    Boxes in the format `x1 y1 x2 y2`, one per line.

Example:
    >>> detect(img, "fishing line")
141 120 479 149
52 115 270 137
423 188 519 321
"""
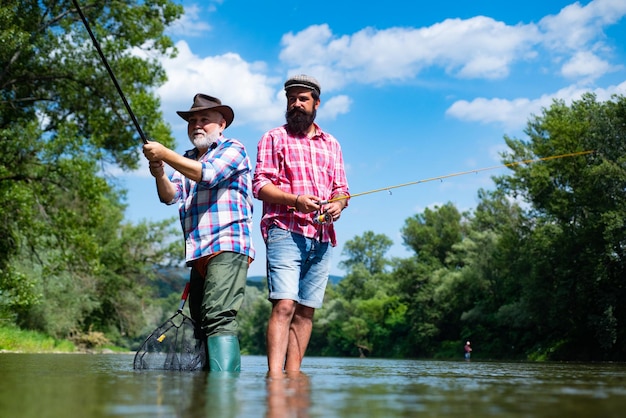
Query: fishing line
71 0 148 144
320 150 595 205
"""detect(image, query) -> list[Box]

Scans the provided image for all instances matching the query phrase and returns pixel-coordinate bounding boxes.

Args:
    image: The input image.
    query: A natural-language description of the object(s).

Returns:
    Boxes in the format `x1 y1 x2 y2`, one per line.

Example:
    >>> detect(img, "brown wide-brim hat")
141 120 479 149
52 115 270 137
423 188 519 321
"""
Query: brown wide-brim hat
176 93 234 128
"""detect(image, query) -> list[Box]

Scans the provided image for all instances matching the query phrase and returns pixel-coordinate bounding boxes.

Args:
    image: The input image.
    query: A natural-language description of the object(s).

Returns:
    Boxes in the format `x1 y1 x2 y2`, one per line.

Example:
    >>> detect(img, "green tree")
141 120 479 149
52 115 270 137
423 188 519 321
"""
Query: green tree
401 202 465 266
311 231 410 358
394 203 466 356
337 231 393 300
391 256 440 357
434 189 530 359
339 230 393 275
495 93 626 360
1 0 183 338
87 217 182 343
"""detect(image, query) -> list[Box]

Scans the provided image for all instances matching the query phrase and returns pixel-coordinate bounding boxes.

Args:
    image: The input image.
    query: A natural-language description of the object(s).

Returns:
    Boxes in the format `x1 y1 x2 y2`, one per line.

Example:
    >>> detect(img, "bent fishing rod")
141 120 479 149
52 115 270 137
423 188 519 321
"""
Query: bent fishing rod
319 150 595 206
71 0 148 144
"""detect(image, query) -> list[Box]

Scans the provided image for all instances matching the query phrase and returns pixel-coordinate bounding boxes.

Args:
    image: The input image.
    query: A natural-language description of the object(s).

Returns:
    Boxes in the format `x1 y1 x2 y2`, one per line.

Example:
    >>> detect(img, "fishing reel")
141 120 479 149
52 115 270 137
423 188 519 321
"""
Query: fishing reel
312 198 335 225
313 210 333 225
290 198 333 224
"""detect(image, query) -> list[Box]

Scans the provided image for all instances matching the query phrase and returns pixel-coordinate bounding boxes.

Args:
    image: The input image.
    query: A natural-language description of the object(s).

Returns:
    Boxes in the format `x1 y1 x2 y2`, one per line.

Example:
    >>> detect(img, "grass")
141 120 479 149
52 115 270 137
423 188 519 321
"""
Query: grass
0 325 76 353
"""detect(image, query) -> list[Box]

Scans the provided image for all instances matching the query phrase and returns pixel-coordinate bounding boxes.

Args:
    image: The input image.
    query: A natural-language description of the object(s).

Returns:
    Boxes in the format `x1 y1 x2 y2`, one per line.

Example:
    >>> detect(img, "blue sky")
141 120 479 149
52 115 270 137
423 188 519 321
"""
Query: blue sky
120 0 626 277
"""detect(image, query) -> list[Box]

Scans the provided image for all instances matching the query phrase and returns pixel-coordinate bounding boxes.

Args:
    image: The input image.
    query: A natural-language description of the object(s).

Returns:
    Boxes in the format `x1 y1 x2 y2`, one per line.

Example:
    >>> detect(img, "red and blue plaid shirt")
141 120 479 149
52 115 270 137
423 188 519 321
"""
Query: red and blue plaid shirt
168 137 255 263
252 123 349 246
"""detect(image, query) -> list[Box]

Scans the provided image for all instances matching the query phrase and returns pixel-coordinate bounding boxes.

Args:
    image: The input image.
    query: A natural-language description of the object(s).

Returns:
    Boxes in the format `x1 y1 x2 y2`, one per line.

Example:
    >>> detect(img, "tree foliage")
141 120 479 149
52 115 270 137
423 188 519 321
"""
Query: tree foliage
401 202 465 266
492 93 626 360
1 0 182 340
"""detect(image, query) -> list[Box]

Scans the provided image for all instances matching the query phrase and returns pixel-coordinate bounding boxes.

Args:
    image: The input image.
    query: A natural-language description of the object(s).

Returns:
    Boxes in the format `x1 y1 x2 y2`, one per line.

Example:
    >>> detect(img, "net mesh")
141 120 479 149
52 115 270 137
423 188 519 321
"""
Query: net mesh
133 312 206 371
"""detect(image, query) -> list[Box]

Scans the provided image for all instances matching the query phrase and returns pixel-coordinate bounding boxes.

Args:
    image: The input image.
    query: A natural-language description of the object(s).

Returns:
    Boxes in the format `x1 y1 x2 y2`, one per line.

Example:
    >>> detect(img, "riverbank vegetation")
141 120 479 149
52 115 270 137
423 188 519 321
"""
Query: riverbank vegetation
2 2 624 361
0 325 76 353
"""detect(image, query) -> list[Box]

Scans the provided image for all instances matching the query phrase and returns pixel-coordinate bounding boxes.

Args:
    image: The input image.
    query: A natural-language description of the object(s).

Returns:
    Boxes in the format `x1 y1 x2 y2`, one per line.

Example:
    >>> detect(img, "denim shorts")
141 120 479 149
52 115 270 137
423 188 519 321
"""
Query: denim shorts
265 226 332 308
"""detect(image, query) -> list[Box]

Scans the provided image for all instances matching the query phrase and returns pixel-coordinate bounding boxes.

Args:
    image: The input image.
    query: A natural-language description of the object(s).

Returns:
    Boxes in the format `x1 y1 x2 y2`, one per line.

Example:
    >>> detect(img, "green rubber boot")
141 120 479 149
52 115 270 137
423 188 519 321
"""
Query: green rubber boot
207 335 241 372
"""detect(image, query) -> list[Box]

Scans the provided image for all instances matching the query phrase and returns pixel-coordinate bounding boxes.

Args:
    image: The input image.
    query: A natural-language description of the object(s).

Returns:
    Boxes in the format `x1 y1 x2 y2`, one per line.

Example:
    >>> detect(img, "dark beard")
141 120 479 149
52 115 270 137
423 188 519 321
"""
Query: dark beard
285 108 316 136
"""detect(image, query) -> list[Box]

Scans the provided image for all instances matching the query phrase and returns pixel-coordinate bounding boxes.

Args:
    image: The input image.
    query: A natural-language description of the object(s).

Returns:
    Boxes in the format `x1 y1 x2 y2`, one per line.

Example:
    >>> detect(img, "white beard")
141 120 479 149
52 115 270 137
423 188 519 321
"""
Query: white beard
189 129 220 150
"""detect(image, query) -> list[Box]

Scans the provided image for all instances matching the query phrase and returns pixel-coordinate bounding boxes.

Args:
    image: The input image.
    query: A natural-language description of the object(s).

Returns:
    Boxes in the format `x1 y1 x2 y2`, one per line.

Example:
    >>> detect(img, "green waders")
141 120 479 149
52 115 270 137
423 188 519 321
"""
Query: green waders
189 251 249 372
208 334 241 372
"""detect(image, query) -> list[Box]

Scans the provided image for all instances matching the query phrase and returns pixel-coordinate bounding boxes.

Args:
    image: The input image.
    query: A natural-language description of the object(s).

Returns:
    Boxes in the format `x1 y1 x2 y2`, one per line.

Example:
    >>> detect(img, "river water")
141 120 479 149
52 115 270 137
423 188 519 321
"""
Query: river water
1 353 625 417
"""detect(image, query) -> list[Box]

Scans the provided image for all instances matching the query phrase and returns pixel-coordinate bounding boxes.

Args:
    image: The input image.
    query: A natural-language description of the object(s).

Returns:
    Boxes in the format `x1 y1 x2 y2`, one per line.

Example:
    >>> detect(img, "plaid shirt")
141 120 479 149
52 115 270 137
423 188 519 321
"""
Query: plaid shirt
252 123 349 246
168 137 255 263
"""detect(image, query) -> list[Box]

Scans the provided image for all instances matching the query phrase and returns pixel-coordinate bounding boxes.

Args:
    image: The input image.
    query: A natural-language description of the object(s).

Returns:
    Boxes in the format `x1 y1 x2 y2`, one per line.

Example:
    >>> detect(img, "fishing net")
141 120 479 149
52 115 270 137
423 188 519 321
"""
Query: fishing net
133 283 206 371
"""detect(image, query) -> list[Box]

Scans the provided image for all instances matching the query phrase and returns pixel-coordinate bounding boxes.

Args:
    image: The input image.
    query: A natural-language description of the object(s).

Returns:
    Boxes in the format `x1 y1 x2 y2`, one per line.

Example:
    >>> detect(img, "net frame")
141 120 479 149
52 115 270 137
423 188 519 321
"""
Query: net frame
133 283 206 371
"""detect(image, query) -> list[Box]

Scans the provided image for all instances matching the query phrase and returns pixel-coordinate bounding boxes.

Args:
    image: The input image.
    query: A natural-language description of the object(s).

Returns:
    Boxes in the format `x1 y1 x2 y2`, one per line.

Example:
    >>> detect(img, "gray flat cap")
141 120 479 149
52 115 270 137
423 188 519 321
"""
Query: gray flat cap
284 74 321 95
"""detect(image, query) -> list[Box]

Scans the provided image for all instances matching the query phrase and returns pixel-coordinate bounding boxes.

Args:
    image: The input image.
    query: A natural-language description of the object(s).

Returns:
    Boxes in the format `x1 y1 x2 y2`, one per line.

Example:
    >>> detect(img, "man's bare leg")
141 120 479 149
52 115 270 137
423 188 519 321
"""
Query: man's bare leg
285 304 315 371
266 299 297 374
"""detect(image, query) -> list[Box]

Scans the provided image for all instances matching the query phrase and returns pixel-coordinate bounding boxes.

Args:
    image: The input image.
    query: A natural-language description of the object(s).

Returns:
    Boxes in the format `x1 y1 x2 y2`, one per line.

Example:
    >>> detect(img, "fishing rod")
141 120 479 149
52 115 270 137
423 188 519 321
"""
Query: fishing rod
319 150 595 207
71 0 148 144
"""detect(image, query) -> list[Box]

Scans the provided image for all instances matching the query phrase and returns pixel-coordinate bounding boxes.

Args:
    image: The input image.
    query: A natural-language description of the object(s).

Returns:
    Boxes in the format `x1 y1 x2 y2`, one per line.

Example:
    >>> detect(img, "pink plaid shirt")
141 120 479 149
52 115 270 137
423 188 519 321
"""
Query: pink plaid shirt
252 123 349 246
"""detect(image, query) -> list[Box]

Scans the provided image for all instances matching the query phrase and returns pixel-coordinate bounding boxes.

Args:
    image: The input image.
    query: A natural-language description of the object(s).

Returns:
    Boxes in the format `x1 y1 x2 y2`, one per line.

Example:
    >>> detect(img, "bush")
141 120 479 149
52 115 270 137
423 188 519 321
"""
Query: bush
68 328 111 350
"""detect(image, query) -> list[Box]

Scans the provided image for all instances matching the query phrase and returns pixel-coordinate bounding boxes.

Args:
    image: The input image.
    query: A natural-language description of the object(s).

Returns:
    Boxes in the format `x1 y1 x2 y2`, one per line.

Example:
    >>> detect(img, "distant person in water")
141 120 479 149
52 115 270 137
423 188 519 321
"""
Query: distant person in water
464 341 472 360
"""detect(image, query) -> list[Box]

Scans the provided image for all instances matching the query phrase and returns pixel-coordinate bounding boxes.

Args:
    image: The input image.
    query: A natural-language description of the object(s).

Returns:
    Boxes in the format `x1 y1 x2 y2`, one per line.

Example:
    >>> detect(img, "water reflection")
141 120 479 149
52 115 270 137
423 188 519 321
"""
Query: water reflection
265 371 311 418
184 372 242 418
2 354 626 417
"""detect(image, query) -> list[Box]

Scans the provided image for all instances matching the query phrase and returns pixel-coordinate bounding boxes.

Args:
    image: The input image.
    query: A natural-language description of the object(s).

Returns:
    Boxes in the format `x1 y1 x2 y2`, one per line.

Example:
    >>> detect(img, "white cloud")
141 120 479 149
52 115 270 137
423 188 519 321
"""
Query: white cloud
561 50 613 80
277 0 626 89
157 41 283 130
166 4 213 37
151 37 354 130
445 80 626 130
320 95 352 120
538 0 626 51
428 17 538 79
279 19 538 86
446 96 537 130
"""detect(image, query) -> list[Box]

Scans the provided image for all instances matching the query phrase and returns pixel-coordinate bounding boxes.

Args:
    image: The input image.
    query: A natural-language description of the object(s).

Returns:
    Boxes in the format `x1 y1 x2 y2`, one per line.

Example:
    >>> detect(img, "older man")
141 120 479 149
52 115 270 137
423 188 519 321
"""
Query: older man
143 94 255 371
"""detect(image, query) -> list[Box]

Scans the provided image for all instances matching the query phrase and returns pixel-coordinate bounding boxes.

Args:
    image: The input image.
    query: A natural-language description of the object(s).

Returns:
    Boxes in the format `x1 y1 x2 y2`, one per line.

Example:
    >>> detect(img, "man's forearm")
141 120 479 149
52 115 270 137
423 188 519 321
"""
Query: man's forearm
162 149 203 183
154 175 176 203
257 183 298 206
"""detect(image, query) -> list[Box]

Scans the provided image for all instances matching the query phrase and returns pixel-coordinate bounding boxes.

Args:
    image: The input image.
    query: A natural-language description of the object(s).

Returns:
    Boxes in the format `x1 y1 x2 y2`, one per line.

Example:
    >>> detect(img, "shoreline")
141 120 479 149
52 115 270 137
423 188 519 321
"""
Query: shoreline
0 349 134 355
